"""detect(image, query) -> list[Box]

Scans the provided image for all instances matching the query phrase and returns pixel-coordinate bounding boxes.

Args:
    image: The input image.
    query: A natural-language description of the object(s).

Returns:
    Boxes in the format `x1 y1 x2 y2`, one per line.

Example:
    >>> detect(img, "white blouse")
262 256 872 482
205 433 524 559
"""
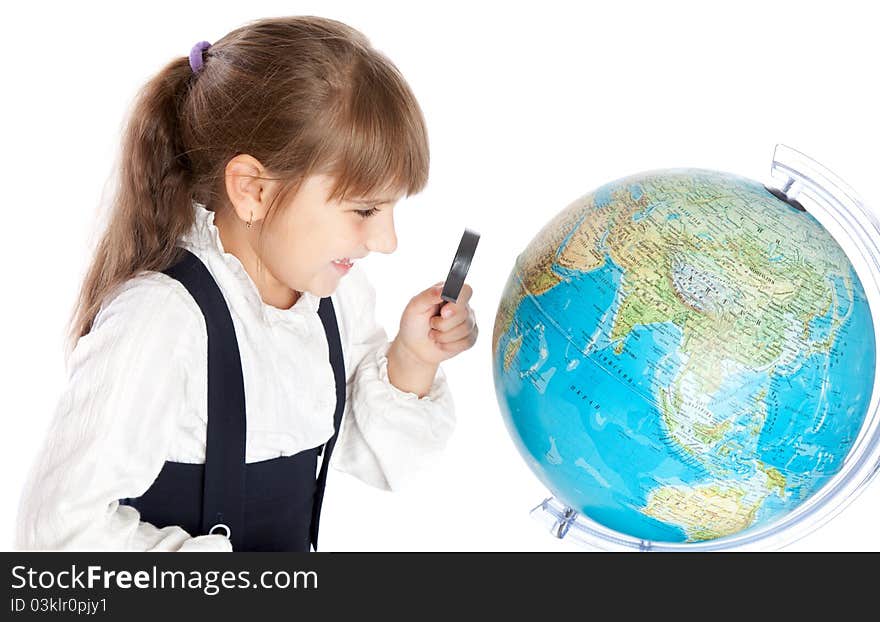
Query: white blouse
15 201 456 551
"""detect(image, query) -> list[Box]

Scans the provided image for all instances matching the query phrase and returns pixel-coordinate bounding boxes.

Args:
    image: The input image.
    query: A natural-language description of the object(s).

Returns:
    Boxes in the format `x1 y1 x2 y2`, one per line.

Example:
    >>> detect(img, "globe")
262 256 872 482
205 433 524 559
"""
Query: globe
492 167 877 548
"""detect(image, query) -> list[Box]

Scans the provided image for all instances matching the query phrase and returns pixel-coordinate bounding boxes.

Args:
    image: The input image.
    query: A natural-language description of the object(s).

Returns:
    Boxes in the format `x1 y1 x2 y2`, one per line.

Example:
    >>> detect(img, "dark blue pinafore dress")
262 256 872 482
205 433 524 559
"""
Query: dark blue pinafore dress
119 248 345 552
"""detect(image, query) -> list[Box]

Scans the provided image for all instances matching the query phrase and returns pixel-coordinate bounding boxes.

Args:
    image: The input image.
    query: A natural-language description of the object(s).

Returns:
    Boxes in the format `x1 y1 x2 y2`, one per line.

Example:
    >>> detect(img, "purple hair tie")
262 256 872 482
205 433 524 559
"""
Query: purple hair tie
189 40 212 74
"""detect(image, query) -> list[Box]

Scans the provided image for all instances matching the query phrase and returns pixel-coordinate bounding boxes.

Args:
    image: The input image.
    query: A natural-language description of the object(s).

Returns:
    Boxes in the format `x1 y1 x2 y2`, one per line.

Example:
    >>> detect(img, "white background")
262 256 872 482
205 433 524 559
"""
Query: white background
3 0 879 552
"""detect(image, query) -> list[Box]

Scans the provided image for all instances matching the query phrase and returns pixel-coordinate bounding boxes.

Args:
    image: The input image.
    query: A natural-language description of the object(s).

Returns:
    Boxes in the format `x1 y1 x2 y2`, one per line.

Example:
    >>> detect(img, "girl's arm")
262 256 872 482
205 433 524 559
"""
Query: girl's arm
329 265 456 491
15 275 230 551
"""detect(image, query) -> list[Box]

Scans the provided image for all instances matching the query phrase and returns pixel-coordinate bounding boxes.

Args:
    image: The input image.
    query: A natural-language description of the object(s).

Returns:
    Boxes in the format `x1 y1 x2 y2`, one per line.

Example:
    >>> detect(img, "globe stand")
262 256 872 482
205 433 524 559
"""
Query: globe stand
529 497 658 551
526 144 880 552
767 144 865 221
531 498 578 539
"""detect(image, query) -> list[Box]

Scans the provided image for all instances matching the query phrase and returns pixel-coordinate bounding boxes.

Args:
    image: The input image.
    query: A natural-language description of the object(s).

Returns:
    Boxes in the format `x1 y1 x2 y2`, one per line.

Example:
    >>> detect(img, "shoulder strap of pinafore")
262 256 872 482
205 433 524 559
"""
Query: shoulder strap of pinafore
163 248 247 551
312 296 346 550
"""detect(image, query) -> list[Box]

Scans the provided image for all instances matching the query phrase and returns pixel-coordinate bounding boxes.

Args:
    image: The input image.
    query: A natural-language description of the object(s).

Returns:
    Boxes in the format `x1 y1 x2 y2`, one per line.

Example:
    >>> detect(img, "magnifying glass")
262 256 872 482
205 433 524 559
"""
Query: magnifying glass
440 228 480 304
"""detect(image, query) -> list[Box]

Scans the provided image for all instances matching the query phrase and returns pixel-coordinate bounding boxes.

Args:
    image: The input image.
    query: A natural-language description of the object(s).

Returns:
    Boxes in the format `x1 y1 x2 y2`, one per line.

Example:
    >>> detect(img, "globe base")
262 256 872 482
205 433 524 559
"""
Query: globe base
530 496 656 551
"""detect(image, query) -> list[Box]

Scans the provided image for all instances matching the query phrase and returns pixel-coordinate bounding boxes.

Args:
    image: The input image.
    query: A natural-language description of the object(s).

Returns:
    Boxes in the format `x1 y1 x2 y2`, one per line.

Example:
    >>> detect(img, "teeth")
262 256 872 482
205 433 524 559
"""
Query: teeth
333 258 353 266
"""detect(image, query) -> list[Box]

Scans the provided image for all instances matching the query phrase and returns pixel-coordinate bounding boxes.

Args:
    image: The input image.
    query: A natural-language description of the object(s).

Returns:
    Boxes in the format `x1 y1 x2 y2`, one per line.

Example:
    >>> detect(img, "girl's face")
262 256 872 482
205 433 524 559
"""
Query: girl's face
257 173 402 300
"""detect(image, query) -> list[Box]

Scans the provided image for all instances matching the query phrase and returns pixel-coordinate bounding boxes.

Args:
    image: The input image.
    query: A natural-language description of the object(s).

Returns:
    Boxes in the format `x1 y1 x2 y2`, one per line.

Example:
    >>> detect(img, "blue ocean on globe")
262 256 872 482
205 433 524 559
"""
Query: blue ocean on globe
492 169 876 543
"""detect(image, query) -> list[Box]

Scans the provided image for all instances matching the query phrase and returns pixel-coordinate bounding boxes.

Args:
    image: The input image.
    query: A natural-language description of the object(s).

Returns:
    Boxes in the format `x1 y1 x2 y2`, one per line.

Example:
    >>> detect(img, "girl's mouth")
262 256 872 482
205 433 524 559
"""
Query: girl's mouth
332 258 353 273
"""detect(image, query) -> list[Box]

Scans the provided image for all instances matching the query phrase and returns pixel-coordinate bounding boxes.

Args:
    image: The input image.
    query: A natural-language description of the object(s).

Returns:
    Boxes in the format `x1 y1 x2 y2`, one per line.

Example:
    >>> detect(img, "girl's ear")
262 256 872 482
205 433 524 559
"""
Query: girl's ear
224 154 275 222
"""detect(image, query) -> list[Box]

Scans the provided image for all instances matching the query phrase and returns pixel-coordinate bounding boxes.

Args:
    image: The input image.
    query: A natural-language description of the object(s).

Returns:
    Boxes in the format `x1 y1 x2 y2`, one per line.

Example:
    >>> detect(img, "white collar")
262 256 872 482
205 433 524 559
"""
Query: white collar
179 200 323 326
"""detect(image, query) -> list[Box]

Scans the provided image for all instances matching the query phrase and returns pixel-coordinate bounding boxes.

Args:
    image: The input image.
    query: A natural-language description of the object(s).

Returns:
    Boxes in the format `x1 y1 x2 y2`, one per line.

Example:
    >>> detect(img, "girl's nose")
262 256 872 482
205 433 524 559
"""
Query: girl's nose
367 217 398 254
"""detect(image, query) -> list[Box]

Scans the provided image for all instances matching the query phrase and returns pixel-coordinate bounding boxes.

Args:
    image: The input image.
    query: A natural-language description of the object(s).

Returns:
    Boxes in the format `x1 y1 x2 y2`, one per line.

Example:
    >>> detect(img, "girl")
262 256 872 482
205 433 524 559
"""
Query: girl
15 15 477 552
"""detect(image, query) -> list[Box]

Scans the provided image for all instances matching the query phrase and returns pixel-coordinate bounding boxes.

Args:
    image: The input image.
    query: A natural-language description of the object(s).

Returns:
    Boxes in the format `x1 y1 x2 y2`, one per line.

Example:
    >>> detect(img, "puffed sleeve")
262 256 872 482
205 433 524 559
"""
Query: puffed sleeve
329 264 456 491
14 273 231 552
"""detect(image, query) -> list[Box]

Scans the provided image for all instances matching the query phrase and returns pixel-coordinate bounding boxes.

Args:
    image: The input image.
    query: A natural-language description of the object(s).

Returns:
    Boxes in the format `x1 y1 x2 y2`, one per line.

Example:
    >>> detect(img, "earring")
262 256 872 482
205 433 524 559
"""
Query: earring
247 210 253 229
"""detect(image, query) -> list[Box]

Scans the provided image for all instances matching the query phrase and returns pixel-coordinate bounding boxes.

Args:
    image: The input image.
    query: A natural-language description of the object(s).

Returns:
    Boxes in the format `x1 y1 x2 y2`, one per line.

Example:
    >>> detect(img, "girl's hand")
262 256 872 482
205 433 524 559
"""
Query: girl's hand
386 281 478 396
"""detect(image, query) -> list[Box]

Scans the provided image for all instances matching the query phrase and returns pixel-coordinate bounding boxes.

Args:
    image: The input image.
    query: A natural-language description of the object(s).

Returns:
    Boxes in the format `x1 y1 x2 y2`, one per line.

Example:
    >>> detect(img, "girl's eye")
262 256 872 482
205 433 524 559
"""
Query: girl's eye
356 206 381 219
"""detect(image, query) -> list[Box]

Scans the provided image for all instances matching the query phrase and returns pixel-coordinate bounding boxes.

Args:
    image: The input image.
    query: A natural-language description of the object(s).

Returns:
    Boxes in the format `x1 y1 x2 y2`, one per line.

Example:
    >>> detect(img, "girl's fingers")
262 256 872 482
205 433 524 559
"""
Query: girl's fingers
433 315 476 343
434 324 479 349
431 309 469 331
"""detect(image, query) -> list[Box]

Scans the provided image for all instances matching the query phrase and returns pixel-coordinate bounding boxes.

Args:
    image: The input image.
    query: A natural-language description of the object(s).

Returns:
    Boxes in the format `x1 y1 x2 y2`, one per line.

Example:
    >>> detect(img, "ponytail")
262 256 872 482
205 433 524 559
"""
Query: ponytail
65 57 196 360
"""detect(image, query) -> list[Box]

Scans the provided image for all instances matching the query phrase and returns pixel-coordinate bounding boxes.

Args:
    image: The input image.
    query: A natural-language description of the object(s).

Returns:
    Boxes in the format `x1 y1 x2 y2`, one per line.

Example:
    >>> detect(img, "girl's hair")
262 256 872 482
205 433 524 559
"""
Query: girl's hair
65 15 429 360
